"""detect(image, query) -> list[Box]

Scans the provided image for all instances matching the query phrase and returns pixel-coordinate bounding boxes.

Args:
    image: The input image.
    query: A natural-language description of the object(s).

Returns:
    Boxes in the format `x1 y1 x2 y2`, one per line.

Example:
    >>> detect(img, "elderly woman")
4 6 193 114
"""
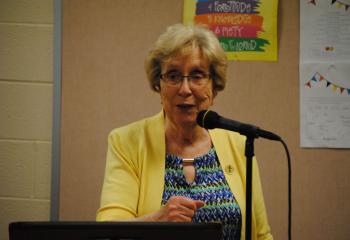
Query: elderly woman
97 24 273 240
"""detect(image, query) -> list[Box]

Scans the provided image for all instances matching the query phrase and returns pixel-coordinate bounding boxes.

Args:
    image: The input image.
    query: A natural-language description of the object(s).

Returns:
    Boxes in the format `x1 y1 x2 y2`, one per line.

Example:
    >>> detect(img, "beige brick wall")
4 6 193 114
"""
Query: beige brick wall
0 1 53 240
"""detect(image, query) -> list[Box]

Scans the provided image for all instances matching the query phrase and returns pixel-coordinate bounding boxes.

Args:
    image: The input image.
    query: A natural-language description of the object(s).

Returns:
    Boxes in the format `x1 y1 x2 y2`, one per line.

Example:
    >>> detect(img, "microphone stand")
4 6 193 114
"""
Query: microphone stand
245 135 255 240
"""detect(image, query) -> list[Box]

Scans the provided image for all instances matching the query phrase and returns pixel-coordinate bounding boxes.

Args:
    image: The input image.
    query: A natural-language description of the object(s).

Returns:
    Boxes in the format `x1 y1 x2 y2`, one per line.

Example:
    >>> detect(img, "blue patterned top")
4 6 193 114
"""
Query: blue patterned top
162 148 242 240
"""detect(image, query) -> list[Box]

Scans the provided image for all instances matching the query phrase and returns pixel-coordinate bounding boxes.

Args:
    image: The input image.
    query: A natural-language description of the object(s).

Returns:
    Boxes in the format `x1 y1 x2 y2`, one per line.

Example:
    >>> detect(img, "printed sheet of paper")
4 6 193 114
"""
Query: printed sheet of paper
300 0 350 148
183 0 278 61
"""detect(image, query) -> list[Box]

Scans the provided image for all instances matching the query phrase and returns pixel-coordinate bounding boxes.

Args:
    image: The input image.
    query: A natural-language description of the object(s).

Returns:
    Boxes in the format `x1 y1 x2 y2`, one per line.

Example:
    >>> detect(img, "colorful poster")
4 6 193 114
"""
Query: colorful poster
183 0 278 61
300 0 350 148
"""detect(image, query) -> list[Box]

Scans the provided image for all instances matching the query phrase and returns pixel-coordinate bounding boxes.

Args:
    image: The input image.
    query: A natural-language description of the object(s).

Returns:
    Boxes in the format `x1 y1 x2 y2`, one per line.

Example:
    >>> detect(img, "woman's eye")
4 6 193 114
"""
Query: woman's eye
190 73 204 80
168 73 180 80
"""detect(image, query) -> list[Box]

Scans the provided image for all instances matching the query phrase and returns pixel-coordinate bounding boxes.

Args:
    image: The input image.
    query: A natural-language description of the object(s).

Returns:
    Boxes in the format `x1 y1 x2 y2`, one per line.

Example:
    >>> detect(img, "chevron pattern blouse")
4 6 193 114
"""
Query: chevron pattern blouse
162 148 242 240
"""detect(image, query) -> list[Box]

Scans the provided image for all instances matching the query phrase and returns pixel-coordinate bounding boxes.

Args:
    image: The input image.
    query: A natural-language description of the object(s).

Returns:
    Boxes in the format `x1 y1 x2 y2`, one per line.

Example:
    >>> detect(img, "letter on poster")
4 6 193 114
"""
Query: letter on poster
183 0 278 61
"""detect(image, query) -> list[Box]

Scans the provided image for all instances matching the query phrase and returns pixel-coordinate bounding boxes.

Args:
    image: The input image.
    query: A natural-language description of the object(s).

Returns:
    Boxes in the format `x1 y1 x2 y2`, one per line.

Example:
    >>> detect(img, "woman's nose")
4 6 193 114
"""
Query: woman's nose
178 78 192 96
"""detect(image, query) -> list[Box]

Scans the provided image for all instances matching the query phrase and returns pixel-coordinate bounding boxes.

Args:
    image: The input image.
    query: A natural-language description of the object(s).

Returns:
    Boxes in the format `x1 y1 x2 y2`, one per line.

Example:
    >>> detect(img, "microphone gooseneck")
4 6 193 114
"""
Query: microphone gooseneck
196 110 281 141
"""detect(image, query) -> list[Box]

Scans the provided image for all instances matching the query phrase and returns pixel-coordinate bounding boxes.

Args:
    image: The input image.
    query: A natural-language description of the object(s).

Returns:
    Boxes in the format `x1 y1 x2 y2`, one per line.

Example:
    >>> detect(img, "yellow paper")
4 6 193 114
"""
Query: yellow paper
183 0 278 61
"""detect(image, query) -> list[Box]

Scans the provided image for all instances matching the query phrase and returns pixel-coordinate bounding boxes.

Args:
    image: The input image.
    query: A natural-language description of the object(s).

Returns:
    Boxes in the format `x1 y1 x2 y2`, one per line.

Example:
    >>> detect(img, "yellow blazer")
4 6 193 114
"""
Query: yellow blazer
97 111 273 240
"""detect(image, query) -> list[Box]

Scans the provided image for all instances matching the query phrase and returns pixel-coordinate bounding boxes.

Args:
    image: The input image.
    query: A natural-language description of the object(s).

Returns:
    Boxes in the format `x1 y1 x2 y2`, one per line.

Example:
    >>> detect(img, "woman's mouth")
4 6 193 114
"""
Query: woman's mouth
177 103 195 109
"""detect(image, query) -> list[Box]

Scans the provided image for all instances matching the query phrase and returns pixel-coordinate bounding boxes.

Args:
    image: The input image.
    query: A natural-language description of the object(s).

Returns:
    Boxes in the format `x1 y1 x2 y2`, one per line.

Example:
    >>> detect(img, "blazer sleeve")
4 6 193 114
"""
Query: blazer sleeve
96 129 140 221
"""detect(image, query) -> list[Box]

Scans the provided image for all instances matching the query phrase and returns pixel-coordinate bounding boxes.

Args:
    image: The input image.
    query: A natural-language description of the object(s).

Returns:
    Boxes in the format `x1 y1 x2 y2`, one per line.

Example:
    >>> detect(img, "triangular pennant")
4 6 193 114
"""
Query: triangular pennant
331 0 337 4
326 81 331 87
305 81 312 88
311 76 318 82
340 87 345 94
309 0 316 5
348 89 350 95
319 75 325 81
337 2 343 8
332 84 337 92
346 5 350 11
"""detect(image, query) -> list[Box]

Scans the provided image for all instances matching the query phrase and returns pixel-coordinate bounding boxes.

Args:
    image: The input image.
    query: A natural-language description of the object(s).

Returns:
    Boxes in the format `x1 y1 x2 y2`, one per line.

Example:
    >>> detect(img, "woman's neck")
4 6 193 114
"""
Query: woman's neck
165 120 200 143
164 118 211 157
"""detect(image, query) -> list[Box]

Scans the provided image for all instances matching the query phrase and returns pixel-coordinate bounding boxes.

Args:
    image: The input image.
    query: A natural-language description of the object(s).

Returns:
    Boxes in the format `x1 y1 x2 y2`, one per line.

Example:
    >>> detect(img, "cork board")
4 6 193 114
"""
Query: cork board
59 1 350 239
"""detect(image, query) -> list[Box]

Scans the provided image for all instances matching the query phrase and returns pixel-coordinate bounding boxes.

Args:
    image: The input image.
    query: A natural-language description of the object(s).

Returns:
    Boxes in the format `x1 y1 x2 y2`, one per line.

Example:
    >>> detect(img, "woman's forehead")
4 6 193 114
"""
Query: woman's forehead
162 46 209 69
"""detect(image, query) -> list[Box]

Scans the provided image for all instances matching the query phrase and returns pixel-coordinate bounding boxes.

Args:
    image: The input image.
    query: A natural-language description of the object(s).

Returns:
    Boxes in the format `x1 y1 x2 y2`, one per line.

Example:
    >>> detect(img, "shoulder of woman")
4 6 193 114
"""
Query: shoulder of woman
108 111 163 140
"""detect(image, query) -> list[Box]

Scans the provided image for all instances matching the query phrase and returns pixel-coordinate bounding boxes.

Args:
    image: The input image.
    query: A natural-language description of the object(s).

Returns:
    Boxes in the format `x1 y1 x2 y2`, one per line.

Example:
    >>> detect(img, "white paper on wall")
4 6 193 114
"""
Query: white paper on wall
300 0 350 148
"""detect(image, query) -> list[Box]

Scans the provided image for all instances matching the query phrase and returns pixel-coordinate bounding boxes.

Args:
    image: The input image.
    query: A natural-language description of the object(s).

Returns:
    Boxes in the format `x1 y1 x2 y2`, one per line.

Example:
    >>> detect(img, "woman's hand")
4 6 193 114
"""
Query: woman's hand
154 196 205 222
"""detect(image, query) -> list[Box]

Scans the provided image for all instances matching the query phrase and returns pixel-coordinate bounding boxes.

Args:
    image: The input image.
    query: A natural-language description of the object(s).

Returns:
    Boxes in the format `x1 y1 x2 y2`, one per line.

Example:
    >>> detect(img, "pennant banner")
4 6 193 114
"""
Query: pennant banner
332 0 350 10
309 0 350 10
305 72 350 96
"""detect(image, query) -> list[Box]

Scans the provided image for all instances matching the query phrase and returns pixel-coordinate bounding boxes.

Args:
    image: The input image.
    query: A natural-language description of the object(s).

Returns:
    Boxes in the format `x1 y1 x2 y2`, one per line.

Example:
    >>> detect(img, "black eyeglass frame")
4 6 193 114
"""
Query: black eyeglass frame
159 72 212 86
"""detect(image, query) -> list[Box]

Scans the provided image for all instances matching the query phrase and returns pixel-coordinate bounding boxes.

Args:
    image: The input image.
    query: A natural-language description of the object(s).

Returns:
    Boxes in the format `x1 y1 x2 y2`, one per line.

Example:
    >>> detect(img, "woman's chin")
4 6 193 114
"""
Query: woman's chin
175 117 197 127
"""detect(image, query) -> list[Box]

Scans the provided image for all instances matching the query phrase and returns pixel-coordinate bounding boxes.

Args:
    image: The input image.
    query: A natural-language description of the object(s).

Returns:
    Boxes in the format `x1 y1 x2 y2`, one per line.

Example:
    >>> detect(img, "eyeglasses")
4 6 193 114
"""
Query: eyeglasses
160 71 211 88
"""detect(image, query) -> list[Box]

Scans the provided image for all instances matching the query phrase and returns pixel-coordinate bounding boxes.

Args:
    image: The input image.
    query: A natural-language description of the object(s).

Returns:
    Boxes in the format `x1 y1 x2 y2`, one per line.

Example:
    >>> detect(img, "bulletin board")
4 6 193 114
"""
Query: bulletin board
58 1 350 240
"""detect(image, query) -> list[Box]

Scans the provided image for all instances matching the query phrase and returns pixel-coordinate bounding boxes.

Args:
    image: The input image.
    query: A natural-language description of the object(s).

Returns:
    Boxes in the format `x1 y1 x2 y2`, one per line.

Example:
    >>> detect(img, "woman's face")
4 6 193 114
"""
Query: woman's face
159 46 216 127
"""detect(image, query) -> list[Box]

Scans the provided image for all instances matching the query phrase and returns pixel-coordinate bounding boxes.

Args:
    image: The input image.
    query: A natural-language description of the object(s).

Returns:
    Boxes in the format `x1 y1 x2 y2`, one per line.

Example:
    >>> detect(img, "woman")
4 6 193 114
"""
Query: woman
97 24 273 240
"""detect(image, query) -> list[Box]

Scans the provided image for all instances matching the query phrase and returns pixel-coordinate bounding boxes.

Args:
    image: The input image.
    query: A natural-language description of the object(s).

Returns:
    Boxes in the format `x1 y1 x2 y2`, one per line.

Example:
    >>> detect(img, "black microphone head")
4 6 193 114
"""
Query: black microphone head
196 110 220 129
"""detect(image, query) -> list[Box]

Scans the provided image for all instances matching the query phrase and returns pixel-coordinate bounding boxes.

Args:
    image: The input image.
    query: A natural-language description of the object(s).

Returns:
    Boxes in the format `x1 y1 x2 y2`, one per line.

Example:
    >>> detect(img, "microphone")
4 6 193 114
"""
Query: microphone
197 110 281 141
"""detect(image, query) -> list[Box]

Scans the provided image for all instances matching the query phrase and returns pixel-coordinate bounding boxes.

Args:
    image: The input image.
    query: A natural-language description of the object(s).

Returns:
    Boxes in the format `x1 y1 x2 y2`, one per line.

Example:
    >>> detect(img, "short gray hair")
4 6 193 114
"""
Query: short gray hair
144 24 227 92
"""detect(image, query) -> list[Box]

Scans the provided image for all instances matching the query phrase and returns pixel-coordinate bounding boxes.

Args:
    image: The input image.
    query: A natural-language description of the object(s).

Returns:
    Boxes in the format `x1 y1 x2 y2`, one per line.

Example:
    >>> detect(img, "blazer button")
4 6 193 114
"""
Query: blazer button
225 165 234 175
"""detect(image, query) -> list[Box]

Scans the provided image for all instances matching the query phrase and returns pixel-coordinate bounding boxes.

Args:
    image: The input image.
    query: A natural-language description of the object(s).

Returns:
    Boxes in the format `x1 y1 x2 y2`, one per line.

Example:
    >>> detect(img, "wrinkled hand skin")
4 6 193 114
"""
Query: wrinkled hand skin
155 196 205 222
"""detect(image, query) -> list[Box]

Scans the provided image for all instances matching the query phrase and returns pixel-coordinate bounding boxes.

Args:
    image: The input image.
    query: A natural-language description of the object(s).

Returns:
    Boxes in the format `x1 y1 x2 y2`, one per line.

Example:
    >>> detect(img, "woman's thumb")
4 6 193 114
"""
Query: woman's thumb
194 200 205 209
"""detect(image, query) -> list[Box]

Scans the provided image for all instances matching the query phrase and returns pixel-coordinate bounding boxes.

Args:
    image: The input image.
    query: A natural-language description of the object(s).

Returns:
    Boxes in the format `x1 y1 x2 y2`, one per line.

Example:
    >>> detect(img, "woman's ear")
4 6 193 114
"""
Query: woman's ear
213 90 218 98
159 84 164 105
209 90 217 106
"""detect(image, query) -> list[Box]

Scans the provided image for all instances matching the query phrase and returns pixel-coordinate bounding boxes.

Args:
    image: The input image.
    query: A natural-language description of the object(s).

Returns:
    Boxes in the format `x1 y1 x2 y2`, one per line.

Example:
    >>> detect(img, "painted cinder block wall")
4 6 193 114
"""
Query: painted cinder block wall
0 1 53 239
